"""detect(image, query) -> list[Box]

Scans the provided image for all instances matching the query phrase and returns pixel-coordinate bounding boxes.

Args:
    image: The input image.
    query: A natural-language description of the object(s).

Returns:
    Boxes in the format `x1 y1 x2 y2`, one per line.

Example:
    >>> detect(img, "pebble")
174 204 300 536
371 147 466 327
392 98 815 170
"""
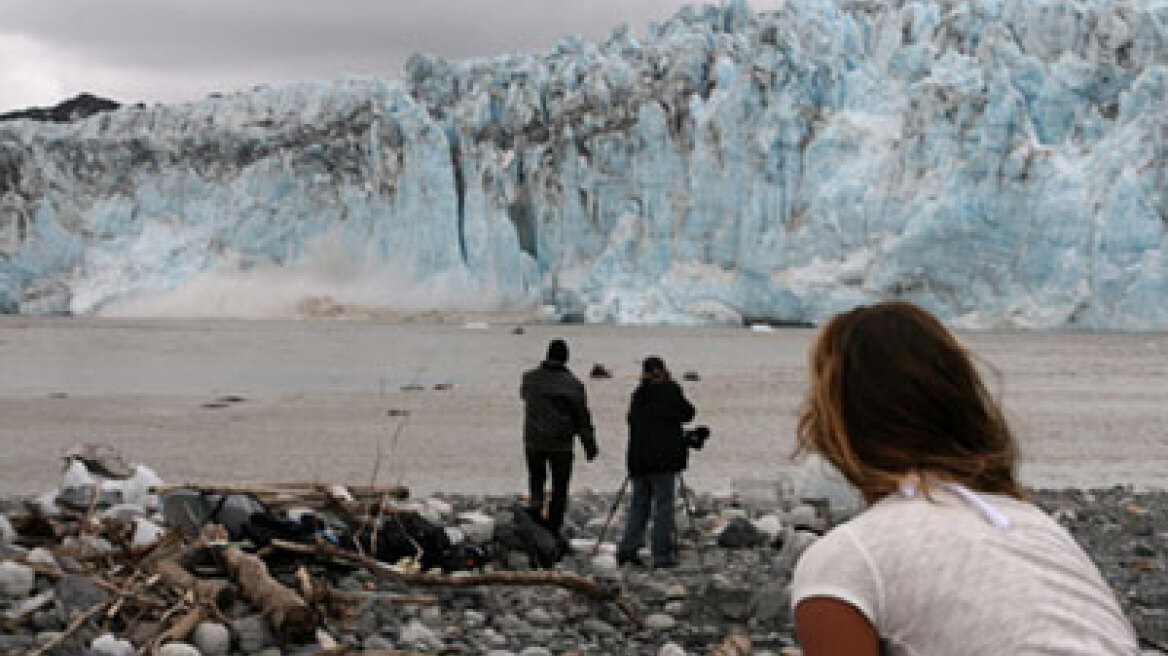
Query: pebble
526 607 556 625
578 618 616 635
25 547 57 567
519 648 553 656
192 621 230 656
644 613 677 630
231 615 274 653
659 643 687 656
785 505 819 530
420 605 444 625
400 619 442 649
0 514 14 544
91 633 135 656
0 561 35 597
157 643 202 656
363 635 393 650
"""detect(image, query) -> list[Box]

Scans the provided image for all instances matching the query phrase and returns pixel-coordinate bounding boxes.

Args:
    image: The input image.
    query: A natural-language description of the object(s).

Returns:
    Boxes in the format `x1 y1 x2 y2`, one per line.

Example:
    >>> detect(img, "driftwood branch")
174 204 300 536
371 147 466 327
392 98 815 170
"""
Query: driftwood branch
270 539 641 625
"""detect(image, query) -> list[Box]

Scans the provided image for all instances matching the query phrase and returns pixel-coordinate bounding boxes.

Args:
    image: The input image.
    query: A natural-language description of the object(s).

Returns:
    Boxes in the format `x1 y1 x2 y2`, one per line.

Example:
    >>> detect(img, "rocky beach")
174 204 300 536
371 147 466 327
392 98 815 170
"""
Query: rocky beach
0 460 1165 656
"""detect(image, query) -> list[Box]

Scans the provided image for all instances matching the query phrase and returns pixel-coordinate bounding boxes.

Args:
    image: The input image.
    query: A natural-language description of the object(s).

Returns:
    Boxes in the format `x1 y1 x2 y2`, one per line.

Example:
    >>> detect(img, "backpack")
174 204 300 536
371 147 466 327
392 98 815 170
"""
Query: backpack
350 512 453 571
493 505 564 569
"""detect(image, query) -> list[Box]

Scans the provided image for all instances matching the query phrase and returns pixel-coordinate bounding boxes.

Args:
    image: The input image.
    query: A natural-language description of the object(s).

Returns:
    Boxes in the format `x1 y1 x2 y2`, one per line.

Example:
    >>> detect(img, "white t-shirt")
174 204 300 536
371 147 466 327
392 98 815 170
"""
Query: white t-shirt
791 489 1140 656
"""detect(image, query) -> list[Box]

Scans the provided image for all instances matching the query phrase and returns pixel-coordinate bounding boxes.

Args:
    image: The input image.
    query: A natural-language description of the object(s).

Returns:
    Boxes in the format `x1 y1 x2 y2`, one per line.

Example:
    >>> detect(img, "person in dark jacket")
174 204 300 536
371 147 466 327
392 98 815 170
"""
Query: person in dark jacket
520 339 598 535
617 356 696 568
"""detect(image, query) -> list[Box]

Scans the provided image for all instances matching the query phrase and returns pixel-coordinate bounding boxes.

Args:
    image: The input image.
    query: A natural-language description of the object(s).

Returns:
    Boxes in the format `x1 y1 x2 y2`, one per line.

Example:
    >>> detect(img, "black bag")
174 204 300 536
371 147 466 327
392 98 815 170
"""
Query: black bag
352 512 453 571
493 505 564 568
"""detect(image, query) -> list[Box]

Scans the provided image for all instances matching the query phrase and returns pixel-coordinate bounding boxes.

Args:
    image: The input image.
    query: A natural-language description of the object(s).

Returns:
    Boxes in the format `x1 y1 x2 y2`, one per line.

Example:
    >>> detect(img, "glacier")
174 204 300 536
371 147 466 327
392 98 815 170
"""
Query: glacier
0 0 1165 328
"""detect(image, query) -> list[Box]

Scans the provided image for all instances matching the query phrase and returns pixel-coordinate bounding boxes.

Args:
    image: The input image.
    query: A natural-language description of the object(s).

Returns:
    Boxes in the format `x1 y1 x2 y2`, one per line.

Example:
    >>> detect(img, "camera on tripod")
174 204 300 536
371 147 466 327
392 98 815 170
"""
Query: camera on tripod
683 425 711 450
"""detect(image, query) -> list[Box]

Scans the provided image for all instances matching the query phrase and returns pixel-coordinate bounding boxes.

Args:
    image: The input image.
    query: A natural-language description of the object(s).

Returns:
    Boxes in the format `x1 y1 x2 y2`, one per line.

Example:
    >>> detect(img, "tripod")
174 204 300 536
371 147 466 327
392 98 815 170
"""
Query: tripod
592 472 703 565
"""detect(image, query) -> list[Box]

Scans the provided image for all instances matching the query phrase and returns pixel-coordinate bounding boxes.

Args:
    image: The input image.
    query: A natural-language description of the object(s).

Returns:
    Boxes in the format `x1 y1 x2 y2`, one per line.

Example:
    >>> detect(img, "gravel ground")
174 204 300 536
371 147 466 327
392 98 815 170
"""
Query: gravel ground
1 481 1164 656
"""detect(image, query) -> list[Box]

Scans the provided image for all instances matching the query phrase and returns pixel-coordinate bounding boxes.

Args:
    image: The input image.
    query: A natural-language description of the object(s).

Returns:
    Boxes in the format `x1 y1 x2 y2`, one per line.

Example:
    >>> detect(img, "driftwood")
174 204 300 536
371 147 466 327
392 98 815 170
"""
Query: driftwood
147 605 206 654
270 539 641 625
212 532 316 644
152 559 236 610
707 632 753 656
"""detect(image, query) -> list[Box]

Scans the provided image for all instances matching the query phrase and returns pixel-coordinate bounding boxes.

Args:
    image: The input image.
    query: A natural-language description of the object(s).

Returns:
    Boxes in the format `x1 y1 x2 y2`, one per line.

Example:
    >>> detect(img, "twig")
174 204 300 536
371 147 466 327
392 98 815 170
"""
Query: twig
28 599 111 656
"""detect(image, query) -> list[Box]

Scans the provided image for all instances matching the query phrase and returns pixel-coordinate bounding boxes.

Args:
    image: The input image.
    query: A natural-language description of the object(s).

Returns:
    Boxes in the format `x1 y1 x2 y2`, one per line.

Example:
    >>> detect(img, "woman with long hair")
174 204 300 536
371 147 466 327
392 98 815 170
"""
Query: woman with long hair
791 302 1139 655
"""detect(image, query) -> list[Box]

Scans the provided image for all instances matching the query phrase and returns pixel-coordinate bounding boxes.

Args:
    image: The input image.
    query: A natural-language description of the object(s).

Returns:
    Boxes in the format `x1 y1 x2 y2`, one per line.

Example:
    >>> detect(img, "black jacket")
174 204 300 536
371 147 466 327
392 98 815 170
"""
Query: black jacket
521 361 596 454
626 380 696 475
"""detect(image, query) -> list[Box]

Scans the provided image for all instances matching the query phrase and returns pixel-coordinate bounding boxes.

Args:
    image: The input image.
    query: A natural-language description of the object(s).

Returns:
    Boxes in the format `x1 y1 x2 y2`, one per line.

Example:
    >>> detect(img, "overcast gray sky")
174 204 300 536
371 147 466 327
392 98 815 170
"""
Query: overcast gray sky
0 0 773 112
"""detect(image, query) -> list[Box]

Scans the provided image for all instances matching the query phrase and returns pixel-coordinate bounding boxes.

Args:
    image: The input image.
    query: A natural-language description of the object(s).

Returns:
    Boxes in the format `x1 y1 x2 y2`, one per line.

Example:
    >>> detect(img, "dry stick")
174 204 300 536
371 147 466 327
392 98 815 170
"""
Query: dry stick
270 539 642 626
28 599 111 656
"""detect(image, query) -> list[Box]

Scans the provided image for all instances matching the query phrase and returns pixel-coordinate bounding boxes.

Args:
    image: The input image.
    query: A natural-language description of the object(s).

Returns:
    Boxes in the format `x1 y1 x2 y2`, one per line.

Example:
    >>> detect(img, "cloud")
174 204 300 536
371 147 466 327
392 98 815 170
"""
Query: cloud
0 0 765 111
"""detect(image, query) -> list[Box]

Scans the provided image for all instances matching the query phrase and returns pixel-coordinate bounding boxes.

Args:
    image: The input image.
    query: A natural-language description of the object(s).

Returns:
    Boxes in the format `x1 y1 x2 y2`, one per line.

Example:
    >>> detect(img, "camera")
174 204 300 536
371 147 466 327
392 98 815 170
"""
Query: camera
683 425 711 450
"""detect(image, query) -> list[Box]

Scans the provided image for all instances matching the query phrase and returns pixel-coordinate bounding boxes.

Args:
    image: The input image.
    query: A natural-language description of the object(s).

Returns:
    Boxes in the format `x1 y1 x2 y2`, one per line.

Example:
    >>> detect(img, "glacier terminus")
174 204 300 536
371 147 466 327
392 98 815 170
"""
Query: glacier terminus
0 0 1165 328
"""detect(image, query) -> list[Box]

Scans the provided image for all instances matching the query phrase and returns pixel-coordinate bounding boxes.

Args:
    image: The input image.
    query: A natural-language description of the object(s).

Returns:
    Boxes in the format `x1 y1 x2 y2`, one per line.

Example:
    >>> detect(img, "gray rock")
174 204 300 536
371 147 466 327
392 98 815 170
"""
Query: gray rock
717 517 767 549
56 574 110 614
644 613 677 630
192 621 230 656
0 514 14 544
526 607 556 626
0 561 35 597
578 618 616 635
250 649 282 656
462 609 487 628
363 635 393 651
659 643 688 656
157 643 202 656
785 505 819 531
485 651 517 656
748 582 791 624
25 547 57 567
91 633 135 656
519 648 553 656
0 633 38 653
232 615 274 653
400 619 442 650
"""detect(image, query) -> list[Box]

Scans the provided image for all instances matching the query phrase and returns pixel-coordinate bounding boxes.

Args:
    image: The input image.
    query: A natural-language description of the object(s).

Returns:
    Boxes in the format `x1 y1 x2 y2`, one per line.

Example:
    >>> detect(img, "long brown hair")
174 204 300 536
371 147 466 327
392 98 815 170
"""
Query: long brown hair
796 302 1023 504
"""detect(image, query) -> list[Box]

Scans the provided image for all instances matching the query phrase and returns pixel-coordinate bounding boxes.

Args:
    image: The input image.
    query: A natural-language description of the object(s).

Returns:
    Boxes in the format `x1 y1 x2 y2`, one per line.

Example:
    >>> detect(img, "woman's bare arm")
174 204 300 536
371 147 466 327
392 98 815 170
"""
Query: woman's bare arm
795 597 882 656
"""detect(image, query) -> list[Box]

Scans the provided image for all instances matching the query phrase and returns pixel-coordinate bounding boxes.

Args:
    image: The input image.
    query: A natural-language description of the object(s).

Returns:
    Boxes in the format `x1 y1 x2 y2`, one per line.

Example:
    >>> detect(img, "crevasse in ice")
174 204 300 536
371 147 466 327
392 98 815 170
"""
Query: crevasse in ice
0 0 1165 327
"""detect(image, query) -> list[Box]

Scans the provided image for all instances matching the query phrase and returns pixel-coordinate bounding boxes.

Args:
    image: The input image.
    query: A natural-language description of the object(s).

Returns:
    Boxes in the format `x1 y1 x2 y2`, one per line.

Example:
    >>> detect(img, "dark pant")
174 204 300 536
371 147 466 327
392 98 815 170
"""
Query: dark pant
618 472 677 565
525 449 573 533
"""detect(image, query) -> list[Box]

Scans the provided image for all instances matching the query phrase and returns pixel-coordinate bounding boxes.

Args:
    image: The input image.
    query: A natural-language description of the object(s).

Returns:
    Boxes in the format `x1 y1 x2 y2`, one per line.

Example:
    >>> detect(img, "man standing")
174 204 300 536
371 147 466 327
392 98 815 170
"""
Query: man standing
520 339 598 536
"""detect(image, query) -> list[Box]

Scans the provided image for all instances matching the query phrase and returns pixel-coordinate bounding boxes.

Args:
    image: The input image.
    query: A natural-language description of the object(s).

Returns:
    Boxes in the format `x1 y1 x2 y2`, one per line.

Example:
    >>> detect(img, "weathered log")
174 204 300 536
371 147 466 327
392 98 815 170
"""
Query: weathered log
270 539 641 625
149 605 206 654
152 559 236 610
216 539 316 644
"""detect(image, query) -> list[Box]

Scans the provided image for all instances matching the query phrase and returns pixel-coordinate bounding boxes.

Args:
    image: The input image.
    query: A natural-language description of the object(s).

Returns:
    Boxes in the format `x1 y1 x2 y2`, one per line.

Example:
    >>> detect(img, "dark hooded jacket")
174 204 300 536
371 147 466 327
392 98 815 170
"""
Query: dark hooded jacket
626 380 696 475
521 361 597 454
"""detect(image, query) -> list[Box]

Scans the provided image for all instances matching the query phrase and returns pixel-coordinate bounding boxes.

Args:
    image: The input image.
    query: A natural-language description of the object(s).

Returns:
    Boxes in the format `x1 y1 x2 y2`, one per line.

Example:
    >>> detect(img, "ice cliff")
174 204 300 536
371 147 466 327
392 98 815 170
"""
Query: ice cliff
1 0 1166 327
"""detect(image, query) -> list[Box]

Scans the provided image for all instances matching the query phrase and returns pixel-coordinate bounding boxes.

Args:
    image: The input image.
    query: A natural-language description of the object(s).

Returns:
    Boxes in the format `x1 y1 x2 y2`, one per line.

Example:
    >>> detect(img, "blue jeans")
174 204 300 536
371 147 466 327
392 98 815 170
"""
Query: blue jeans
617 472 677 565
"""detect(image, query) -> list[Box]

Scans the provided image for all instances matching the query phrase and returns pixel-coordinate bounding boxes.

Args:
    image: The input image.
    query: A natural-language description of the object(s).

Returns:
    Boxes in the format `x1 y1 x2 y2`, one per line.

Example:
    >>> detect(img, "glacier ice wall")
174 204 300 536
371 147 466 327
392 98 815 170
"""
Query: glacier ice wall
0 0 1166 328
